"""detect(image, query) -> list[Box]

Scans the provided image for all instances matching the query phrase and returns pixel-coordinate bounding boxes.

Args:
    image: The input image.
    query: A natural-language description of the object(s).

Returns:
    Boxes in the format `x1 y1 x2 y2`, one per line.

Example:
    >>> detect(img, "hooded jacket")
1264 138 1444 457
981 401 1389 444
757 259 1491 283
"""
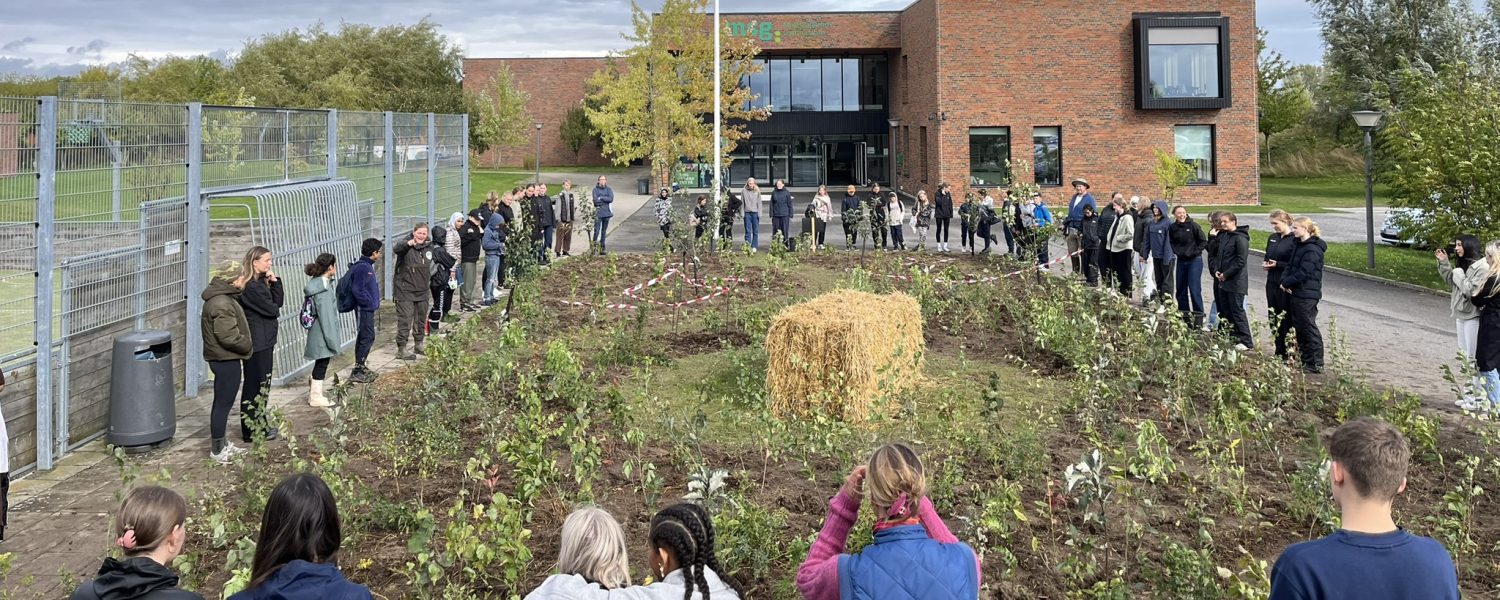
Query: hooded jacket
1440 257 1489 320
770 187 794 218
934 189 954 219
523 569 739 600
226 560 371 600
347 256 380 312
459 211 484 262
70 556 203 600
238 274 284 353
841 192 862 217
1471 276 1500 372
392 232 434 302
444 212 465 262
429 226 457 288
1079 211 1101 249
1265 231 1297 289
302 275 340 361
593 184 614 219
1131 208 1149 254
1215 225 1252 295
1278 236 1327 300
1094 206 1118 251
482 213 507 256
1168 218 1208 261
202 279 253 362
1141 201 1175 263
1106 208 1135 253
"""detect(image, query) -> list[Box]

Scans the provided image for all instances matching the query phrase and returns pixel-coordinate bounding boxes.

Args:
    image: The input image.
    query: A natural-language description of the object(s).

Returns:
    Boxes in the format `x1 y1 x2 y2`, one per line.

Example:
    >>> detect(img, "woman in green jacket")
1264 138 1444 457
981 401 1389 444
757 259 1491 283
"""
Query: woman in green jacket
202 262 253 464
302 253 340 408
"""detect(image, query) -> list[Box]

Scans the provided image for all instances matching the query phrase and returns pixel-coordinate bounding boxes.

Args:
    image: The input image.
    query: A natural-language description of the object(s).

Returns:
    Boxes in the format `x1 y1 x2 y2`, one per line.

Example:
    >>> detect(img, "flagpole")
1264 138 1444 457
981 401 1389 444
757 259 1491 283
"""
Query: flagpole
712 0 722 248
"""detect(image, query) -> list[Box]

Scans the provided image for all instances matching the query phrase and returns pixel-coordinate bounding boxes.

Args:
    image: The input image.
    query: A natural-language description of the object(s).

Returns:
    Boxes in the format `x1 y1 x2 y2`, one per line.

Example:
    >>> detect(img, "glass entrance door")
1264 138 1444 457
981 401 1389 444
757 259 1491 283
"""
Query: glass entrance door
825 141 858 188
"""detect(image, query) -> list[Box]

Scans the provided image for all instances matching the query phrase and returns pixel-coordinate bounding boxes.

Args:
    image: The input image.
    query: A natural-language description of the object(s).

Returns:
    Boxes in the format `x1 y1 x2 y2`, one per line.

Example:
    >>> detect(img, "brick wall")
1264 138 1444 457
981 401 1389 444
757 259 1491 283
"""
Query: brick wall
463 58 612 169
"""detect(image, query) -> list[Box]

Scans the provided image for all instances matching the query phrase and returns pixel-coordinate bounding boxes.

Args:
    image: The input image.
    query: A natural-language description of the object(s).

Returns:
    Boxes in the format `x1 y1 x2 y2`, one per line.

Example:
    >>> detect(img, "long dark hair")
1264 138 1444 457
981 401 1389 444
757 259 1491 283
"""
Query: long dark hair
248 473 343 588
649 503 741 600
1455 235 1482 270
303 253 336 278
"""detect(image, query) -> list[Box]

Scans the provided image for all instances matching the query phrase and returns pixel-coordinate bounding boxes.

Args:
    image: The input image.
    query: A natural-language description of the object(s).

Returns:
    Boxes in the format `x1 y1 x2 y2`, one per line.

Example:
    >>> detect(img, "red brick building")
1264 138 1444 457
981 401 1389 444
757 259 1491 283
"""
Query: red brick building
464 0 1258 204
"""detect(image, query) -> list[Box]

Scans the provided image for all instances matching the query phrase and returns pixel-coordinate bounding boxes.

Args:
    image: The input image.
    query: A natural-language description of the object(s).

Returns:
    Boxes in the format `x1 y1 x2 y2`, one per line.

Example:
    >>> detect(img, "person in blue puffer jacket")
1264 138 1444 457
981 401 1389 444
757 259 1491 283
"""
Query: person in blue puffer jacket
481 212 507 306
1139 200 1176 304
229 474 371 600
797 443 980 600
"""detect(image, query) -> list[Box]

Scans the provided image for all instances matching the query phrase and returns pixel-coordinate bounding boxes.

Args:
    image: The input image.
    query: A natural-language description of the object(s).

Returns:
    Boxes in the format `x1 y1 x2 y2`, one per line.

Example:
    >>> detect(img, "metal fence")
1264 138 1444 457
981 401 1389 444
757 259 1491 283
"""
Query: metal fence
0 97 469 473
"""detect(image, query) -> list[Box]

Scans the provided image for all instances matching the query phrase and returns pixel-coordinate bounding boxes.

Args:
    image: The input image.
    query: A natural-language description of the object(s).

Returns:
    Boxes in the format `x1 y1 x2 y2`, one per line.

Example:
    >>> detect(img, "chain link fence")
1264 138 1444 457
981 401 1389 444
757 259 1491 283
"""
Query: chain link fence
0 97 468 473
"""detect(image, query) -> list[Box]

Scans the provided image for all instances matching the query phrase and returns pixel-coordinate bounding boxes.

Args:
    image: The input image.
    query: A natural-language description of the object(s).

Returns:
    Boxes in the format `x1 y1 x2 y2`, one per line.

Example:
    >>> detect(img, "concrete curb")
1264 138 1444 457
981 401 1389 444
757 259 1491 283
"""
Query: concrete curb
1247 247 1443 297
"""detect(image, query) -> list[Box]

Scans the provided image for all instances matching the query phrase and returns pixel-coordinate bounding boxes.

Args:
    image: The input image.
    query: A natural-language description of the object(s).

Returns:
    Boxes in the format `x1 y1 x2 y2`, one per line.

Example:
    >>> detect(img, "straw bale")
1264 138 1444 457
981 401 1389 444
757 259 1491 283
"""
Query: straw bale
766 289 924 423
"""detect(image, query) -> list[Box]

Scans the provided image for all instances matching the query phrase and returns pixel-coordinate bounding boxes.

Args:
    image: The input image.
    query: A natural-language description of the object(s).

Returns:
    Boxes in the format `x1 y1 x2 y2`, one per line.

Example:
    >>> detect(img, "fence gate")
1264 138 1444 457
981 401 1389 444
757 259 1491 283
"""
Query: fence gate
209 180 368 385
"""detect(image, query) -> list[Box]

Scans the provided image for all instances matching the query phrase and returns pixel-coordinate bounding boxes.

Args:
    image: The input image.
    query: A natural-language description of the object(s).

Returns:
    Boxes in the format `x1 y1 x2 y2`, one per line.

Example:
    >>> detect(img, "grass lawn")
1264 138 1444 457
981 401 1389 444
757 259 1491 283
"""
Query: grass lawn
1245 229 1442 291
1188 175 1392 214
468 171 539 209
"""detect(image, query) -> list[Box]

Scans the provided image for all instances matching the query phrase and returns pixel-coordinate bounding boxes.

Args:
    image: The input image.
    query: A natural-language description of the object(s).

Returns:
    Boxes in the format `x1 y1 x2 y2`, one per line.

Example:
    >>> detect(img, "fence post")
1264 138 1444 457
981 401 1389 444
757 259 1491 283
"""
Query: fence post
185 102 205 398
462 115 470 209
282 110 291 181
427 113 437 227
327 109 338 179
35 96 57 471
382 112 394 301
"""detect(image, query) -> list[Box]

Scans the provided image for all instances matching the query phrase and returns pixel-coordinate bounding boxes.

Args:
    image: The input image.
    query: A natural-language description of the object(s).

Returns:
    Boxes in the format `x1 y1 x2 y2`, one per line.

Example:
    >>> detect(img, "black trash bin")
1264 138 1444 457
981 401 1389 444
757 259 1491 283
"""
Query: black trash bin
637 177 650 195
107 330 176 449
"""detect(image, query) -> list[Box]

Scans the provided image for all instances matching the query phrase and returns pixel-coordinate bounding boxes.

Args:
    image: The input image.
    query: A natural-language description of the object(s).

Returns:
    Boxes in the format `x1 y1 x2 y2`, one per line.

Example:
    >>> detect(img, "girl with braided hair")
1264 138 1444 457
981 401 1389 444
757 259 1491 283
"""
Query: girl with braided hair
70 486 202 600
797 442 980 600
528 504 740 599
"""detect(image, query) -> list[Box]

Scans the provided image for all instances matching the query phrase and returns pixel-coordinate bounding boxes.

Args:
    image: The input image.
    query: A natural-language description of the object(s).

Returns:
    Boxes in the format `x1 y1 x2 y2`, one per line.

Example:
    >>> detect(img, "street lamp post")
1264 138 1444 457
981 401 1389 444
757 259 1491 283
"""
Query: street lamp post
1351 109 1383 269
533 122 543 184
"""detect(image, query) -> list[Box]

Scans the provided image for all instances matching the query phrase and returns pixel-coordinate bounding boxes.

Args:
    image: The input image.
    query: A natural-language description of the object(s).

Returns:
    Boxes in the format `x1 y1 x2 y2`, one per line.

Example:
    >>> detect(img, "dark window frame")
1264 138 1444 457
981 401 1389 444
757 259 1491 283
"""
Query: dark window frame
1032 126 1063 188
967 126 1012 187
1132 14 1232 110
1175 124 1217 185
919 125 929 184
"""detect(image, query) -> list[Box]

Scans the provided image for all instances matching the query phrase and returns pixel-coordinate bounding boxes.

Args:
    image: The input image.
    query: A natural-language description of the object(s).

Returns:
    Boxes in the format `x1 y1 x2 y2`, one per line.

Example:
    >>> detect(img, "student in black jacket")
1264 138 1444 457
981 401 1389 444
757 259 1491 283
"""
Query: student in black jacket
1168 205 1209 327
1263 210 1298 360
72 487 202 600
458 210 484 311
934 182 955 252
1078 205 1101 286
1278 217 1328 372
532 183 557 265
867 184 888 250
428 226 458 328
237 246 283 443
840 185 862 250
1213 212 1254 349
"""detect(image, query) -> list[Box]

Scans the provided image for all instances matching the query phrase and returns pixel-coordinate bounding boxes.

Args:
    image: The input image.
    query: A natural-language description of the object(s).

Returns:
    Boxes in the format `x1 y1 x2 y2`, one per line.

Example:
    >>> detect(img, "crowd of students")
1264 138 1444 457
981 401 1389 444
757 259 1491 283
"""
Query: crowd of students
68 422 1463 599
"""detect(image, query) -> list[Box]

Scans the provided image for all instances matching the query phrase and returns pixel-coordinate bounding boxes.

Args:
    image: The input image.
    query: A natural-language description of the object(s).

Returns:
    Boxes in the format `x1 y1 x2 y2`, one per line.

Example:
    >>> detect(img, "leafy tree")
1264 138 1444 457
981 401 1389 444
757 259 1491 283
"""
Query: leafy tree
559 104 595 160
1382 61 1500 246
586 0 765 190
0 75 61 97
1257 30 1312 166
1151 148 1195 201
122 55 229 103
470 63 532 166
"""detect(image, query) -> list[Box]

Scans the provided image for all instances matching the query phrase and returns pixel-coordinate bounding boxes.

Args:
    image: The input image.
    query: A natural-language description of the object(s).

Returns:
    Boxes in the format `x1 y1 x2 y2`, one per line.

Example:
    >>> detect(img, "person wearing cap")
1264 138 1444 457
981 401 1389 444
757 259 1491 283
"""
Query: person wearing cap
1064 179 1096 276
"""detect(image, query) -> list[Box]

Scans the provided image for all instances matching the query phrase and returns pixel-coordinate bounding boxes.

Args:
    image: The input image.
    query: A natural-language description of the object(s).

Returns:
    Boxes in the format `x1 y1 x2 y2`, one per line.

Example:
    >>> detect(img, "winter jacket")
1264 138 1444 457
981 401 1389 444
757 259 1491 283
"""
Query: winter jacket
444 212 465 264
1264 232 1297 290
1215 225 1252 295
499 203 517 236
302 276 340 361
1095 207 1118 251
886 200 905 227
1130 209 1149 254
70 557 203 600
238 275 284 353
1440 257 1489 320
533 193 557 229
347 256 380 312
482 213 507 256
459 212 484 262
653 195 672 226
1079 213 1101 249
1471 276 1500 372
1278 236 1327 301
915 203 933 228
556 191 577 224
770 188 794 218
841 193 862 217
813 195 832 221
1033 203 1053 228
692 204 710 228
392 236 435 302
524 569 737 600
1168 219 1208 261
202 279 253 362
868 195 888 227
429 227 457 289
742 187 763 215
1106 210 1135 253
1141 201 1175 263
797 490 980 600
227 560 371 600
934 190 954 219
1064 192 1096 229
593 184 615 219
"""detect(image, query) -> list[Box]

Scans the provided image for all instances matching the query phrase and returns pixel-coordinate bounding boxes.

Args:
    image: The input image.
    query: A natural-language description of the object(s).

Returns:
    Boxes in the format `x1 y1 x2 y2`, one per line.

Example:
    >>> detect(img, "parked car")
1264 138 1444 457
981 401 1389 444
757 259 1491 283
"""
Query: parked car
1380 208 1428 247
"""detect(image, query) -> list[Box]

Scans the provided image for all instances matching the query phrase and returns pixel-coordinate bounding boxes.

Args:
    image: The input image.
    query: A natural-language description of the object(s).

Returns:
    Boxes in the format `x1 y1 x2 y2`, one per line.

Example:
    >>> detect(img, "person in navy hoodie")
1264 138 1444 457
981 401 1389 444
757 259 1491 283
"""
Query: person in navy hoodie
230 473 373 600
1269 417 1459 600
797 442 979 600
346 238 382 384
592 175 614 255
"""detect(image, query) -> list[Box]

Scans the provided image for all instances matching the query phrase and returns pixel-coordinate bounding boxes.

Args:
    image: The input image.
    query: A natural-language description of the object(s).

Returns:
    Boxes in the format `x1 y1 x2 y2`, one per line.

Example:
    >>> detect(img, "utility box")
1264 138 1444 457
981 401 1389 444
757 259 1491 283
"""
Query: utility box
637 177 650 195
107 330 176 449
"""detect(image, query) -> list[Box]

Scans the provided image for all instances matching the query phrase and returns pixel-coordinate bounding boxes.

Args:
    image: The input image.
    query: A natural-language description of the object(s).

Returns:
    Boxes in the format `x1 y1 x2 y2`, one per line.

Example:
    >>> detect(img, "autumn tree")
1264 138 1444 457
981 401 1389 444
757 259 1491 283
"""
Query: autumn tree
586 0 765 191
559 104 595 160
470 63 532 166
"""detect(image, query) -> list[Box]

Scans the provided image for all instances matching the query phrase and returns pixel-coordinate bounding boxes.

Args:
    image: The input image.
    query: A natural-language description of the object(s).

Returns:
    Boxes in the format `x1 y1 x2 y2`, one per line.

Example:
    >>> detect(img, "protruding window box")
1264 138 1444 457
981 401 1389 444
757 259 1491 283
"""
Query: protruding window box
1133 15 1232 110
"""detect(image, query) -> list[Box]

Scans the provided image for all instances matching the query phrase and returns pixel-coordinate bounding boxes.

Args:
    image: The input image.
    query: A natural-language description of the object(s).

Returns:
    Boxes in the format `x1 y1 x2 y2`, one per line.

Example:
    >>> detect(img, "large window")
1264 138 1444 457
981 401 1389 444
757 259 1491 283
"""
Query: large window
790 59 821 111
820 59 843 111
770 59 791 112
747 59 770 110
841 58 860 111
919 126 929 183
1133 16 1231 110
860 56 888 110
1174 125 1215 184
740 55 886 113
1032 126 1061 187
969 127 1010 187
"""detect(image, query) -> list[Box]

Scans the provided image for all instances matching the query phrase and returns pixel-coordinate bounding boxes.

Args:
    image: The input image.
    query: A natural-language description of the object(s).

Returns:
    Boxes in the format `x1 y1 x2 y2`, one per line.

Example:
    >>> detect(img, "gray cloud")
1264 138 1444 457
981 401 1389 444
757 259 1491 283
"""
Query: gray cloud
65 39 109 58
2 37 36 52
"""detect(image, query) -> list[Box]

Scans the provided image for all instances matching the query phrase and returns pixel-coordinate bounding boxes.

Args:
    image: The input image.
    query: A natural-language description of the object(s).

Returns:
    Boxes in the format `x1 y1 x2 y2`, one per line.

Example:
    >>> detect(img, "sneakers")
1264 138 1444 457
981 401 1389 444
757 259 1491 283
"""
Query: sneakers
210 440 248 464
1233 343 1250 351
1456 397 1484 411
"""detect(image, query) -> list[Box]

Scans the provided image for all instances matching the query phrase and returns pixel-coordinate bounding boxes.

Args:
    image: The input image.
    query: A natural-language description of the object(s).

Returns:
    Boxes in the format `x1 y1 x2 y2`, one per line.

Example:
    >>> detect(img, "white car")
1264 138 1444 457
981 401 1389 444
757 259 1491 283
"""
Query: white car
1380 208 1427 247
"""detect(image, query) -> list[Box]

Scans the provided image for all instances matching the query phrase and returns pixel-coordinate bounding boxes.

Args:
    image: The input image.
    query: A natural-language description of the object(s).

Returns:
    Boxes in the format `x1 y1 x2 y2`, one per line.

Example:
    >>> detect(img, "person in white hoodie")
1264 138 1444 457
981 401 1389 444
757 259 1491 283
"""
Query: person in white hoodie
526 504 741 600
886 192 907 251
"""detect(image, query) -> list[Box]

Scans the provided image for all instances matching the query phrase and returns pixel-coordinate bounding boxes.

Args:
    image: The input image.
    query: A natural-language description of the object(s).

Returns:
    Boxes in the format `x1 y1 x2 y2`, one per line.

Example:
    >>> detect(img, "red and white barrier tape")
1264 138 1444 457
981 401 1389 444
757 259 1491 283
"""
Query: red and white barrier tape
875 249 1084 284
559 265 747 311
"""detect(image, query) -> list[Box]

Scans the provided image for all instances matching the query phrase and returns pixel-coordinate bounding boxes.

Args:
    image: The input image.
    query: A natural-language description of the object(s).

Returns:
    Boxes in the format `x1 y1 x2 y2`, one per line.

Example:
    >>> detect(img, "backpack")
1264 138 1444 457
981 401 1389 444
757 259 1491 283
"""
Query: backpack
336 267 357 313
299 295 317 329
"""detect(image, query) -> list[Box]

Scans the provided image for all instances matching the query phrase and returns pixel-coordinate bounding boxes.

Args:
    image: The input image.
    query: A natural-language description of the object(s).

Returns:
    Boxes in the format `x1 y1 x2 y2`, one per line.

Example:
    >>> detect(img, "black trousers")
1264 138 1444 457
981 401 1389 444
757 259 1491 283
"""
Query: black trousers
1152 258 1175 300
935 217 951 242
772 216 791 249
208 359 241 440
1111 250 1134 295
873 222 888 248
815 221 827 247
0 471 8 540
1217 289 1254 347
240 348 273 439
1081 248 1099 285
960 222 975 248
355 309 376 366
1288 295 1324 368
311 357 331 380
843 222 858 248
432 286 453 320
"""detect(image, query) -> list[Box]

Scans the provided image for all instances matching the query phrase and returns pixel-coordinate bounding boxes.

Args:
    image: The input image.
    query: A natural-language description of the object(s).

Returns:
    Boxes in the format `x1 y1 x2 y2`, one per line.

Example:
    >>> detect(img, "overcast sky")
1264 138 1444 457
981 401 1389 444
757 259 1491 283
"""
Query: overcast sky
0 0 1325 78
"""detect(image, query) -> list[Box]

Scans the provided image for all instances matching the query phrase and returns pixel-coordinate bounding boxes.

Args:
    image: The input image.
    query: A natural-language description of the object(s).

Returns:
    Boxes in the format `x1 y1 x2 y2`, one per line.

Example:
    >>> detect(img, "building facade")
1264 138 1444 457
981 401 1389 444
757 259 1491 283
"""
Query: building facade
464 0 1258 203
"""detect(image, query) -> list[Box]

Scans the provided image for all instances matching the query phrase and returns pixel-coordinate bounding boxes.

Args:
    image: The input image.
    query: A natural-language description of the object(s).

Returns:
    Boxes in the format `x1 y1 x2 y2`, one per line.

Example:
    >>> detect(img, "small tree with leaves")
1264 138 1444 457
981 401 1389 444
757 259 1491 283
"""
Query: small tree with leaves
559 104 595 161
1151 148 1196 201
472 64 532 168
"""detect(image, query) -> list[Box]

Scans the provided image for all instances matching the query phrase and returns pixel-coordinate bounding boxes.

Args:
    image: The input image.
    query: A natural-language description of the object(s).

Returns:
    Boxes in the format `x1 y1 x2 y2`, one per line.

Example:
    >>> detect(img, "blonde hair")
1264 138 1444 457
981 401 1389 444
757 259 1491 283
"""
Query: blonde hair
485 190 499 203
1485 240 1500 295
556 507 630 589
1293 216 1321 238
115 486 187 557
240 246 270 284
866 443 926 517
1269 209 1293 227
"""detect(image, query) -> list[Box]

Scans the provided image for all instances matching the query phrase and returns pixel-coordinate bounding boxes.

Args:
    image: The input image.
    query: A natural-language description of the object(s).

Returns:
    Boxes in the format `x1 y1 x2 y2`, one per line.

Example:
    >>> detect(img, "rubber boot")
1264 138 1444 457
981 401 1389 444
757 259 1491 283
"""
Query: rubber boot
397 342 415 361
413 341 426 356
308 379 333 407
